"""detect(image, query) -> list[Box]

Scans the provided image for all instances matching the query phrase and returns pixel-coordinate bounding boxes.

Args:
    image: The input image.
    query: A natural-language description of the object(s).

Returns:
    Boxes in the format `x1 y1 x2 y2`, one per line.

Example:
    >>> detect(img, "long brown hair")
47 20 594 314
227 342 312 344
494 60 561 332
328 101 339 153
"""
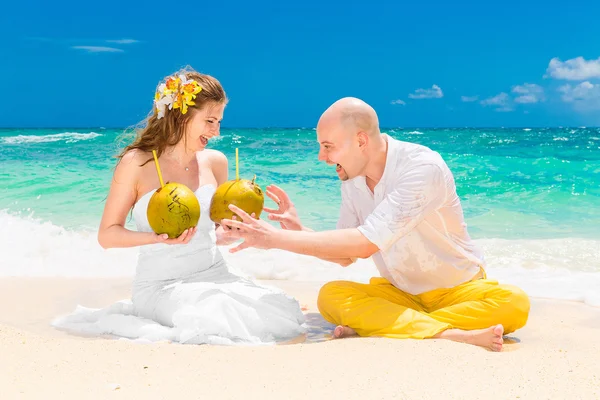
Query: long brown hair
116 66 228 166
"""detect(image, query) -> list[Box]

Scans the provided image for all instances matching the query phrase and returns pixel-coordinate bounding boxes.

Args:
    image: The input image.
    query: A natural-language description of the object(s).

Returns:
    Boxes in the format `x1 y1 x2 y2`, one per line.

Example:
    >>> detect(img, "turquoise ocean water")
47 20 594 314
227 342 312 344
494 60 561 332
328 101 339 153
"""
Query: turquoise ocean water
1 127 599 305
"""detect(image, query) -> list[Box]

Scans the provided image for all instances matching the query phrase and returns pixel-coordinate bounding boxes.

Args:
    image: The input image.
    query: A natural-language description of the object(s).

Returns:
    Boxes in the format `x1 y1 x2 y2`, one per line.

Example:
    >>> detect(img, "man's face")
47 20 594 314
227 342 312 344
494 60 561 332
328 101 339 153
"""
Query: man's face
316 123 364 181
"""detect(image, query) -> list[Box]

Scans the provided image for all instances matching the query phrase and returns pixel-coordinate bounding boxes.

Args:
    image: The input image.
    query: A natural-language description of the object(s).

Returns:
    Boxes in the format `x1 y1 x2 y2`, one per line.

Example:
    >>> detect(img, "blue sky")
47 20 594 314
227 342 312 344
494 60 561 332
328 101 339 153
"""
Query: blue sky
2 0 600 128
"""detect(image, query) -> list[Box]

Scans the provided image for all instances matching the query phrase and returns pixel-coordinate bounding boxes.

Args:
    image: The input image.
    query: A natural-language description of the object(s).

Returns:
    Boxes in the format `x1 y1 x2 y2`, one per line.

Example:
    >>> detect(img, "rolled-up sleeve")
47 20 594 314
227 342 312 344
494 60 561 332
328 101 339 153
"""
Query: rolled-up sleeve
357 163 447 251
336 185 360 230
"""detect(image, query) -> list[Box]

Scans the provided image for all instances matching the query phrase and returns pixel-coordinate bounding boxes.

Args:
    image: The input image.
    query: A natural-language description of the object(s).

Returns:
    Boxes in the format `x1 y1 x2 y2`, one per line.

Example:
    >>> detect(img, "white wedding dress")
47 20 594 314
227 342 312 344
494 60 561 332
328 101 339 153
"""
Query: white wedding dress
52 184 307 345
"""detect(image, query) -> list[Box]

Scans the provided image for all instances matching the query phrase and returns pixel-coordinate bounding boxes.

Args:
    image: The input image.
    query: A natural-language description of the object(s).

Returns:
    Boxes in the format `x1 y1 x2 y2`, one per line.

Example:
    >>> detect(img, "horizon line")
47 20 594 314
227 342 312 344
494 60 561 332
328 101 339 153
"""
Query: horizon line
1 125 597 130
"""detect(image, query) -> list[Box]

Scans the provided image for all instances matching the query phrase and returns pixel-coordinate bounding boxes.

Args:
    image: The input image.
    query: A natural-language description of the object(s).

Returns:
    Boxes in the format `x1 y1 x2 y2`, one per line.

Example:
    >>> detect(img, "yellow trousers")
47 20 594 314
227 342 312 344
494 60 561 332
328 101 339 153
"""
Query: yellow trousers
317 274 530 339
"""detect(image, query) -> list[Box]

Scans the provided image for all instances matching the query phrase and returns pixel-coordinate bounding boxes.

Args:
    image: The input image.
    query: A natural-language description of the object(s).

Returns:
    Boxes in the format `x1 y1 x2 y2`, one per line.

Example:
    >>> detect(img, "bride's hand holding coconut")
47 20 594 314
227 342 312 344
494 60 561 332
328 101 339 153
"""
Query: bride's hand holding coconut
146 150 200 245
151 226 198 245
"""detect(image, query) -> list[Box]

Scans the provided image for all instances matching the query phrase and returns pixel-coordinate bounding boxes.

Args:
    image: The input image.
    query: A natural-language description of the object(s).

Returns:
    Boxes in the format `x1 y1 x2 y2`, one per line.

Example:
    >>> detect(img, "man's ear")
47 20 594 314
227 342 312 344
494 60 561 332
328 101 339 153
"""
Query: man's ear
357 131 368 149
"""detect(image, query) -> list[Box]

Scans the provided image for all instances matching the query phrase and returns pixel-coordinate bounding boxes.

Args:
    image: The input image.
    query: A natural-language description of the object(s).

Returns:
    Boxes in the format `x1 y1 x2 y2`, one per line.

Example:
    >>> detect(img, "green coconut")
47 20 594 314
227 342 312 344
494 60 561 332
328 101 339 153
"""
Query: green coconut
147 182 201 239
209 176 264 223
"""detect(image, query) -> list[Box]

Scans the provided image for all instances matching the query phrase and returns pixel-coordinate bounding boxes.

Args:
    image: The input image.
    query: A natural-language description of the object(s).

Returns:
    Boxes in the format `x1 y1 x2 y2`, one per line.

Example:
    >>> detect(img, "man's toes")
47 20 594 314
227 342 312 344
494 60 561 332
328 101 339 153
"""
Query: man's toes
333 326 344 338
493 324 504 336
333 325 357 338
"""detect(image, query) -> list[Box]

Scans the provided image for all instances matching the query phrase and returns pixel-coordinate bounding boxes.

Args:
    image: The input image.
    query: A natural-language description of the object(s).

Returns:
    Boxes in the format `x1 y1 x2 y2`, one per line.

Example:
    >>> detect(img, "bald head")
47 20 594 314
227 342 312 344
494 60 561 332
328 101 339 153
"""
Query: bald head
315 98 385 181
318 97 380 137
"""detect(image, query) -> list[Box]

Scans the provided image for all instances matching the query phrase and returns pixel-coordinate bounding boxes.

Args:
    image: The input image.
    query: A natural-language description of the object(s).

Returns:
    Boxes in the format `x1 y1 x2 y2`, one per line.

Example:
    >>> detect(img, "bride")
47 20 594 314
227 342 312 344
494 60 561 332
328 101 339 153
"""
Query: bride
52 67 307 345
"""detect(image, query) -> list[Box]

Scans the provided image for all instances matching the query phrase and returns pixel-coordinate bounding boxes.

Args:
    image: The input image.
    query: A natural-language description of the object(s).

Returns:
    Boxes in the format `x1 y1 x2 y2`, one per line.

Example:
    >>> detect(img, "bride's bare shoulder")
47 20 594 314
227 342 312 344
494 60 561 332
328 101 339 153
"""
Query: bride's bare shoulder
197 150 228 184
197 149 227 164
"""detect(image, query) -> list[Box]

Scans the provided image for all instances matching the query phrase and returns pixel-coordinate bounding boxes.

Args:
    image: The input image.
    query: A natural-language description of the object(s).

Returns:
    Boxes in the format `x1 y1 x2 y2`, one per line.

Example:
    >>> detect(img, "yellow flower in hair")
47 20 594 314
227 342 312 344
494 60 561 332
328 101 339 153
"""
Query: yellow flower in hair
154 74 203 118
179 77 203 115
172 93 183 112
165 77 180 93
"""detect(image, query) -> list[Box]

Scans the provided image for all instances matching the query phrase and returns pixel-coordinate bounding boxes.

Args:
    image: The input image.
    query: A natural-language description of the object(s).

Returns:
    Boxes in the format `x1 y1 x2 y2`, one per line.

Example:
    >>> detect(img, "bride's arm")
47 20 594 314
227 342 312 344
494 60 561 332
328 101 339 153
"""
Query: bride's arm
98 150 194 249
208 150 239 246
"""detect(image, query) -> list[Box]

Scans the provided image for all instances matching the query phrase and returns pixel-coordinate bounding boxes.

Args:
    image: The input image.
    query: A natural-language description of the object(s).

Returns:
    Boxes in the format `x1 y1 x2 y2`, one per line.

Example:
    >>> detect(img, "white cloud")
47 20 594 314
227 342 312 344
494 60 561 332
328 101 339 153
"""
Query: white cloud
557 81 600 111
390 99 406 105
558 81 597 101
511 83 545 103
513 95 538 104
480 92 509 106
545 56 600 80
71 46 124 53
106 39 139 44
408 84 443 99
461 95 479 102
480 92 513 112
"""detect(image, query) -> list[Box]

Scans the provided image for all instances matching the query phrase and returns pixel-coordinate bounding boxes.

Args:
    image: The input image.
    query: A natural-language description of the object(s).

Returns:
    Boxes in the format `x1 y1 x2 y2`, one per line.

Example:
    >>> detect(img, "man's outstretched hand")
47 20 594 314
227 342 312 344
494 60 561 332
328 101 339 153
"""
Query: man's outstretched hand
221 204 279 253
263 185 304 231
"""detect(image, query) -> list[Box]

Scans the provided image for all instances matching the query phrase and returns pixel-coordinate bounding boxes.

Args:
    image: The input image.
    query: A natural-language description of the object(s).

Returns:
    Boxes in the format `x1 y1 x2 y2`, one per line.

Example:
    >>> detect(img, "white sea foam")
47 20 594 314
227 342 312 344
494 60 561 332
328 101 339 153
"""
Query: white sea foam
0 210 137 277
1 211 599 307
1 132 102 144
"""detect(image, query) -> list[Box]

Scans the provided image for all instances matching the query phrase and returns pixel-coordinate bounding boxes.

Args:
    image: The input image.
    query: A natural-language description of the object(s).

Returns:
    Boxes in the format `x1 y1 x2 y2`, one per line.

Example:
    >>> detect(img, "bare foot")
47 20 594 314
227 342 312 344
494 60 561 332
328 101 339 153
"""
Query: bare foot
333 325 357 339
434 324 504 352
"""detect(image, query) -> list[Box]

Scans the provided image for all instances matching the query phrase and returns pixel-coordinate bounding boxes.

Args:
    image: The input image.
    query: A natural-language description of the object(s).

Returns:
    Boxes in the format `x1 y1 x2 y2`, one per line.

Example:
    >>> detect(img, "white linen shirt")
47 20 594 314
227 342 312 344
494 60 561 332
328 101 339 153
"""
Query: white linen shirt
337 134 485 295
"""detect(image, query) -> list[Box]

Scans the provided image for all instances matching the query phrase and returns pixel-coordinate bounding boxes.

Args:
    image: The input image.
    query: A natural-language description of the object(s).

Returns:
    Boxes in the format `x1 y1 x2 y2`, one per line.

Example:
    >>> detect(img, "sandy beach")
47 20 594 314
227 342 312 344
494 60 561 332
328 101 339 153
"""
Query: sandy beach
1 277 598 400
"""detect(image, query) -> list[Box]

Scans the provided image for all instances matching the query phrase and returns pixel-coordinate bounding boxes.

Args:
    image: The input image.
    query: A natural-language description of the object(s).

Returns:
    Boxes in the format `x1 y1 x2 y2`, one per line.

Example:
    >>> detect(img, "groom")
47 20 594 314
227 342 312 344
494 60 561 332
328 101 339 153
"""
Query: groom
221 97 530 351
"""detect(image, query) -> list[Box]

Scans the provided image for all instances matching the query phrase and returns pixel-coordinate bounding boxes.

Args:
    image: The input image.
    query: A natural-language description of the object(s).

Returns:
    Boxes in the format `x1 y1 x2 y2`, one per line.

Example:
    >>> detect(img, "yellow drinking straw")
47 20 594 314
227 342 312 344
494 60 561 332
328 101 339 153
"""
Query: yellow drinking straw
152 150 165 188
235 148 239 180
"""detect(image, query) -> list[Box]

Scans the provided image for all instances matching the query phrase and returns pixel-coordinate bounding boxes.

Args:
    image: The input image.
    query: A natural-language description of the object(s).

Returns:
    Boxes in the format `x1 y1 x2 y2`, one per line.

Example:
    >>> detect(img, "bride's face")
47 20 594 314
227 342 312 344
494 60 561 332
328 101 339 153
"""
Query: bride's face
185 102 225 151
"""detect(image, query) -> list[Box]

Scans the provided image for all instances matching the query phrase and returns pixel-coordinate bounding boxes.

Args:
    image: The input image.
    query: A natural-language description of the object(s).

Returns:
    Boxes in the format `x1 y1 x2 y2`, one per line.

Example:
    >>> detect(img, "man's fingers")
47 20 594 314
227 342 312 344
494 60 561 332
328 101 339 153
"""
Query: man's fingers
229 240 250 253
220 223 231 231
265 190 282 208
228 204 252 222
219 226 244 240
263 206 280 214
268 213 286 222
221 218 248 231
267 185 291 203
219 230 238 242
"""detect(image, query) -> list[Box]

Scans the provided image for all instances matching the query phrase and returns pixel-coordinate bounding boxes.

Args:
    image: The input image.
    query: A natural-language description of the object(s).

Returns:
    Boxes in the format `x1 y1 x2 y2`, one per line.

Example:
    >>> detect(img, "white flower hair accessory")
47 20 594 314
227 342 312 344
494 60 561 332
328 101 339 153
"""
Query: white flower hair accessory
154 74 203 119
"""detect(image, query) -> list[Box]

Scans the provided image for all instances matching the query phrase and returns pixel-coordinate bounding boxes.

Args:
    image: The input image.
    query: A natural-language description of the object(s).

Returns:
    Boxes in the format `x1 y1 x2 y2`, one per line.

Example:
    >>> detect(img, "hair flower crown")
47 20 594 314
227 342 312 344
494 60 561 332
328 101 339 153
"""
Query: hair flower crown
154 74 203 119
